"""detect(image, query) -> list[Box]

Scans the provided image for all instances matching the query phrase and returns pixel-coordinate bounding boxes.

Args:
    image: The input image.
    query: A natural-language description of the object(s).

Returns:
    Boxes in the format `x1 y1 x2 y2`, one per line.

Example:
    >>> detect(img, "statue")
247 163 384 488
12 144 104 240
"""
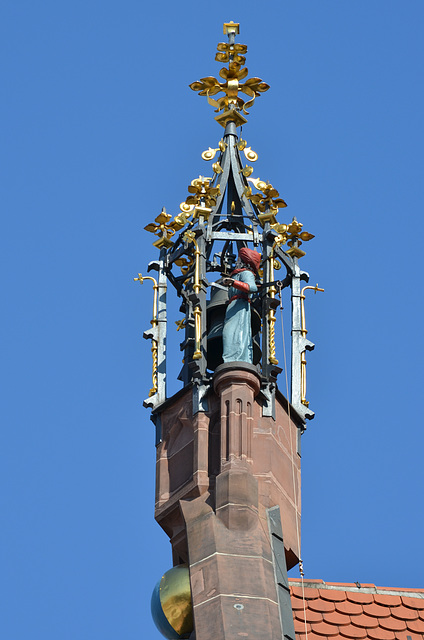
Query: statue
222 247 261 363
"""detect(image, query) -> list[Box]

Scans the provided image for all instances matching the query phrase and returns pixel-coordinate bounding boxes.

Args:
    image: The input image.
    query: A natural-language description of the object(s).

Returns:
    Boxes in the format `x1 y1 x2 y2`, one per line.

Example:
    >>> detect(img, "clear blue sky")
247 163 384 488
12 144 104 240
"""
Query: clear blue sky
2 1 424 638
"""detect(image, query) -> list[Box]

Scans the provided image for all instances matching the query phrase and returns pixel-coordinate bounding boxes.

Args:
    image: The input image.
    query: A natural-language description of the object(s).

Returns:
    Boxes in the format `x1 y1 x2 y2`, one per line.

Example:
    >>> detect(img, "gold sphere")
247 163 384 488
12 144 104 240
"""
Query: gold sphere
151 565 193 639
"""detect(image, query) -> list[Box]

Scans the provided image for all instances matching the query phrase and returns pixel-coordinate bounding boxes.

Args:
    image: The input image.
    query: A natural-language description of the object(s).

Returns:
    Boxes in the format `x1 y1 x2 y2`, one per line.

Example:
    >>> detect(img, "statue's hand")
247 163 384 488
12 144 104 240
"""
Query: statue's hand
222 278 234 287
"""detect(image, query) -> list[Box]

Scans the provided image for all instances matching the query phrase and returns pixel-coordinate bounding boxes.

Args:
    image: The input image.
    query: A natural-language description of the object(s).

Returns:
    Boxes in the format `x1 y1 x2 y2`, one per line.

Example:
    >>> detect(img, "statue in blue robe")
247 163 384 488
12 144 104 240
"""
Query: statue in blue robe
221 248 261 364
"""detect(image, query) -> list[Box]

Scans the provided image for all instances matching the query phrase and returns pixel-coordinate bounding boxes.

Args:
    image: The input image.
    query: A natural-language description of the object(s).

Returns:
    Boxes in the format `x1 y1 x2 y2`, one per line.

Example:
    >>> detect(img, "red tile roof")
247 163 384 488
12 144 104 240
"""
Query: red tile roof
289 579 424 640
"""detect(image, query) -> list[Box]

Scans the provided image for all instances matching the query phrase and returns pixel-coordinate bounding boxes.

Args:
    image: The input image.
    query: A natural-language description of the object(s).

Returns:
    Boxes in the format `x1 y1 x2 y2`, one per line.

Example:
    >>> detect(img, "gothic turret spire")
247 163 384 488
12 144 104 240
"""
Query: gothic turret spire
138 22 325 640
136 22 321 421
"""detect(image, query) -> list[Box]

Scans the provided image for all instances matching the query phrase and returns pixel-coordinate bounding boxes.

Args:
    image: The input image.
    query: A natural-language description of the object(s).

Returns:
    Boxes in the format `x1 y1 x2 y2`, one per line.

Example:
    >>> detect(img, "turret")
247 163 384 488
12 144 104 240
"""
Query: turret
135 21 323 640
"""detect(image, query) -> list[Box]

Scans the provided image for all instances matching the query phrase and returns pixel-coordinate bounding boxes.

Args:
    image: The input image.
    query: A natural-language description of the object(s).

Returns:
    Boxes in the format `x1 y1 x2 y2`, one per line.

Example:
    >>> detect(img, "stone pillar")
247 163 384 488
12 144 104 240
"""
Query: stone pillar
181 363 283 640
154 362 302 639
213 363 260 530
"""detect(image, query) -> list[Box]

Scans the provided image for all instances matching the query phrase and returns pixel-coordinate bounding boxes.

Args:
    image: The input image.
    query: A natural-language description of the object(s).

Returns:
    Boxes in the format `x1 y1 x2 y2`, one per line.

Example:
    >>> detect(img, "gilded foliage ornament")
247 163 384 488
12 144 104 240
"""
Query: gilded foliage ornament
272 217 315 258
238 139 258 162
170 203 195 231
201 140 226 160
144 208 176 249
185 176 220 210
244 178 287 225
189 27 269 126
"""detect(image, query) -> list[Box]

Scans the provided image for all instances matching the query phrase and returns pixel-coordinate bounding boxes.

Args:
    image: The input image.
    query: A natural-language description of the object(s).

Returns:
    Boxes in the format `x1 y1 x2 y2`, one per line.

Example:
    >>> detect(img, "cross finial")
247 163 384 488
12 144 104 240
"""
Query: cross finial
189 22 269 128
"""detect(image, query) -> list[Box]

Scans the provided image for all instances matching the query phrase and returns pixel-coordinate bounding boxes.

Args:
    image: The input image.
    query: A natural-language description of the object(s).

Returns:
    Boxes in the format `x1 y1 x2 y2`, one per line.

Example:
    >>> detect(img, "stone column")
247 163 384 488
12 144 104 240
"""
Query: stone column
181 363 282 640
213 363 260 530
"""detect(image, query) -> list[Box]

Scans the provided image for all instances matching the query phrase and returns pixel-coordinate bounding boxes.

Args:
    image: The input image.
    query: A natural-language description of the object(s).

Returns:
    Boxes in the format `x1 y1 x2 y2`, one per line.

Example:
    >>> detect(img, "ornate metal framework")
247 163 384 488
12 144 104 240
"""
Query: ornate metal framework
135 22 322 426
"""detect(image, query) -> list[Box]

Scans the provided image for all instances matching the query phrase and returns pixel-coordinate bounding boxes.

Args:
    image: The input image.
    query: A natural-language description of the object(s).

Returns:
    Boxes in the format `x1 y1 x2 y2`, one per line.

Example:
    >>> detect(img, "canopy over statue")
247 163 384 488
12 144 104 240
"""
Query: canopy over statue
136 21 320 424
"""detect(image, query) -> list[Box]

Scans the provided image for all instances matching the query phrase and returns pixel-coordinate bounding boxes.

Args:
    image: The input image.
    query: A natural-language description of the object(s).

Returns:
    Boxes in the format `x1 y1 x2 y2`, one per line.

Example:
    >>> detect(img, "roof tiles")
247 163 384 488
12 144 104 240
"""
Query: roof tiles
289 579 424 640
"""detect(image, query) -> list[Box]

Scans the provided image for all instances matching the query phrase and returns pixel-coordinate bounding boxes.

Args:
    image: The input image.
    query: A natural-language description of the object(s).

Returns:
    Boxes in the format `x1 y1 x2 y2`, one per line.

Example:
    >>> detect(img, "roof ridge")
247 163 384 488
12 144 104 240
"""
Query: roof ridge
289 579 424 598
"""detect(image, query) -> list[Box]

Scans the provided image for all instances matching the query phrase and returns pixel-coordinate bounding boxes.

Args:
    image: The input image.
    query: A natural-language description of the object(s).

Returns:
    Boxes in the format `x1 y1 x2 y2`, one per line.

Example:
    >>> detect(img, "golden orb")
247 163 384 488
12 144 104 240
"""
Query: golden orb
151 565 193 639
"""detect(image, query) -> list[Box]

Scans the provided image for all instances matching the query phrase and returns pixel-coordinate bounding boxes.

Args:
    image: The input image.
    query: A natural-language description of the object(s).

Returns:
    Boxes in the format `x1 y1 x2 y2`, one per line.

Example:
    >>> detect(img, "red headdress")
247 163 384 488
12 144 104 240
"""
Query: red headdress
238 247 261 274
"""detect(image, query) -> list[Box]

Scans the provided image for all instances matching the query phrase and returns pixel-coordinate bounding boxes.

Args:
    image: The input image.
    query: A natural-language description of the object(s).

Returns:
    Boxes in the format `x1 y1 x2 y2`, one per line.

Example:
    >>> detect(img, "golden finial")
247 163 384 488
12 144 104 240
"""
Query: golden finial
223 21 240 35
144 207 176 249
189 22 269 128
244 178 287 225
272 217 315 258
181 176 221 221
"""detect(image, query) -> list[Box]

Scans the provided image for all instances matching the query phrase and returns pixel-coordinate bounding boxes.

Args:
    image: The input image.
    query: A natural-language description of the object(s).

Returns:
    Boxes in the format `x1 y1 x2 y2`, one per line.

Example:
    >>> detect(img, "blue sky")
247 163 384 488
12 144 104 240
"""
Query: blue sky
2 1 424 638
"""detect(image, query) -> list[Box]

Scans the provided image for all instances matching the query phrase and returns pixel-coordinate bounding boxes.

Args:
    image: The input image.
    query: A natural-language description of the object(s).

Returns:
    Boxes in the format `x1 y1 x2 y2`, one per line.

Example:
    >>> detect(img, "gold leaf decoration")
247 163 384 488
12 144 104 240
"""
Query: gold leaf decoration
189 24 270 126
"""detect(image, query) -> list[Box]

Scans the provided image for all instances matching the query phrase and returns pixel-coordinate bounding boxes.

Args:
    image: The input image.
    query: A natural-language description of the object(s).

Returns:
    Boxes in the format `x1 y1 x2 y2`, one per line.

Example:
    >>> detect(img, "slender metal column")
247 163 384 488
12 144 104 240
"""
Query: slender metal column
290 258 314 422
143 250 167 409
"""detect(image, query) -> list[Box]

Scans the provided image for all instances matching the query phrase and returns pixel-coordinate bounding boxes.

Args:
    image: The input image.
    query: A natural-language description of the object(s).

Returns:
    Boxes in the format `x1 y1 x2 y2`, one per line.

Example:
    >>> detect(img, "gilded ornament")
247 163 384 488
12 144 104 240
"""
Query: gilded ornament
144 207 176 249
175 318 187 331
189 25 269 127
215 42 247 66
223 21 239 35
174 256 194 275
170 203 195 231
151 565 193 638
212 161 223 174
193 204 212 221
267 251 278 366
133 273 159 397
244 146 258 162
272 217 315 259
245 178 287 223
240 165 254 177
202 147 219 161
237 140 258 161
184 176 220 210
258 211 278 225
182 231 202 359
271 223 289 246
183 230 196 245
299 231 315 242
